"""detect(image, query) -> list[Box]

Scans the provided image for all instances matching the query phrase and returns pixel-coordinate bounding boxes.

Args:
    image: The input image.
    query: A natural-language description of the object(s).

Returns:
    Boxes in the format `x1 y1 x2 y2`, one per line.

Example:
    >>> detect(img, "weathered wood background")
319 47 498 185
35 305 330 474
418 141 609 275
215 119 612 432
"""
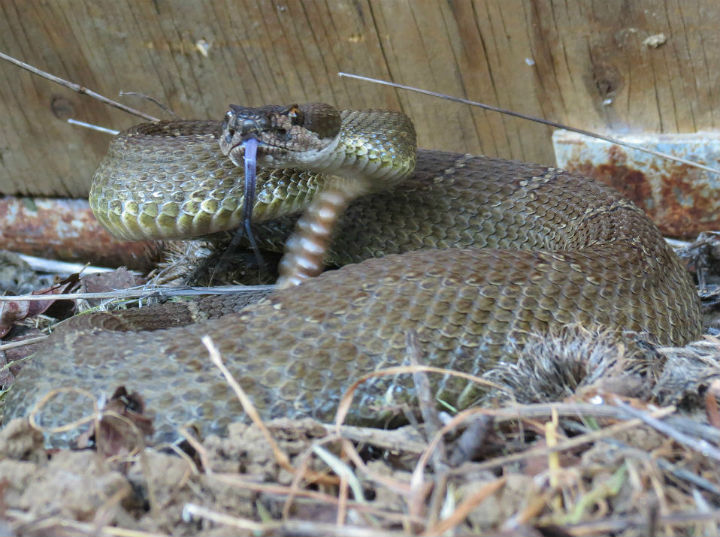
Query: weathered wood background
1 0 718 198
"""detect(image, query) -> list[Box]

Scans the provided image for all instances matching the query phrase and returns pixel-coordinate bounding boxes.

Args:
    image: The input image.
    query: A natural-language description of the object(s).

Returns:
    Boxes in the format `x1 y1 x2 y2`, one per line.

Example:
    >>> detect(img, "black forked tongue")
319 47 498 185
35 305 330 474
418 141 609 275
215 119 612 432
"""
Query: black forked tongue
238 137 263 267
211 136 265 282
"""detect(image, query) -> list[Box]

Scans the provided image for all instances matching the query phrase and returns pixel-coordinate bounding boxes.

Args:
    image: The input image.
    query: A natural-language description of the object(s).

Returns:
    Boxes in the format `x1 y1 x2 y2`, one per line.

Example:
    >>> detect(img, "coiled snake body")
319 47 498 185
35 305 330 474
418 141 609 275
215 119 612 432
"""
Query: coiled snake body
3 105 701 442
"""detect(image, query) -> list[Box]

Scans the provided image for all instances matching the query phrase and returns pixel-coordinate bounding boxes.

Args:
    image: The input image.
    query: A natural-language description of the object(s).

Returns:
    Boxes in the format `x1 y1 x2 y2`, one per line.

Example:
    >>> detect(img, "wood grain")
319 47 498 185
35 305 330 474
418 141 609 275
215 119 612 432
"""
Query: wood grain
1 0 719 197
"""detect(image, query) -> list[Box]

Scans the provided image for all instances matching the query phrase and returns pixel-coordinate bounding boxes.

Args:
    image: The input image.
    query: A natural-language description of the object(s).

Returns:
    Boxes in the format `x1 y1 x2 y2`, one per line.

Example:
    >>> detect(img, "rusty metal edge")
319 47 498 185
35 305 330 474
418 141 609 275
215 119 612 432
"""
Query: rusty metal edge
553 129 720 239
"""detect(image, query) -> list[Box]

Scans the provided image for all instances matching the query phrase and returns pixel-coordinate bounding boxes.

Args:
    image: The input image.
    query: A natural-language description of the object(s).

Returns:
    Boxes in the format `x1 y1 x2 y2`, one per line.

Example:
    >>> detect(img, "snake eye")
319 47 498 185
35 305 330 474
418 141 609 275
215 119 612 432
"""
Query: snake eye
288 105 303 126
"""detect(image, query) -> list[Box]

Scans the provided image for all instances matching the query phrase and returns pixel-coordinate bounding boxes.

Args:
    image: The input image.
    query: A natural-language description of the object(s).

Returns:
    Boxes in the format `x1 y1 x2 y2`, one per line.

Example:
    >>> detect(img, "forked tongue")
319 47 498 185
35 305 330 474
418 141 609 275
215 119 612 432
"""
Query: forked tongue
240 137 263 264
214 137 264 281
242 136 258 230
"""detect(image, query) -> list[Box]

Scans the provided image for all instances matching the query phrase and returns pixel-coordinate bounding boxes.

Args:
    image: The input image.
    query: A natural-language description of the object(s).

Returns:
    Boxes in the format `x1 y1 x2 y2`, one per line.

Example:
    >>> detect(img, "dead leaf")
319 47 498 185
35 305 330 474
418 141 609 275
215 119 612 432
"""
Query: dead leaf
0 274 80 337
75 386 154 458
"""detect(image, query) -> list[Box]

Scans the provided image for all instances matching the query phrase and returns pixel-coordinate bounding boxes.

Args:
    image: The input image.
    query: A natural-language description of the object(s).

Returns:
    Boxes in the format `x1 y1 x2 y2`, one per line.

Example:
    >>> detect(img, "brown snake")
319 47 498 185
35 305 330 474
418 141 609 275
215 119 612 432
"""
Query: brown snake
2 105 702 444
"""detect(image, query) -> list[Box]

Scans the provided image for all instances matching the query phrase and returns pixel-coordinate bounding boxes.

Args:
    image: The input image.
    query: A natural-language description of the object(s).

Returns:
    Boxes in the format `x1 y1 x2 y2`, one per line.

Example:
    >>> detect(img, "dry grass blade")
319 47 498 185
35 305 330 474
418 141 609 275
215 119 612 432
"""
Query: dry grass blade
312 445 366 503
202 334 293 472
177 425 211 473
0 284 274 302
333 364 505 429
27 386 98 434
423 477 507 536
431 405 676 476
338 71 720 176
183 503 427 536
0 50 159 121
613 397 720 461
0 336 48 351
5 508 170 537
182 503 265 531
202 335 335 486
67 118 121 135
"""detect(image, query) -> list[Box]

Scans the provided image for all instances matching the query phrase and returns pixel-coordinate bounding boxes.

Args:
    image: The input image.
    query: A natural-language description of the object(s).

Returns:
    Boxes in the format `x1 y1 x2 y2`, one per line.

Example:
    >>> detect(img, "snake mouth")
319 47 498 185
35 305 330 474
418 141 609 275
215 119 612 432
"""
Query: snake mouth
226 137 299 169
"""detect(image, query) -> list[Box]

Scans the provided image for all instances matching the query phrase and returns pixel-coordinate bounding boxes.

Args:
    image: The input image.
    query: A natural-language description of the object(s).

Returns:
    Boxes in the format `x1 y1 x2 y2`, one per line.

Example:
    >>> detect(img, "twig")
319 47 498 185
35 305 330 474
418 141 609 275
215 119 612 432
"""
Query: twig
202 335 335 486
4 509 169 537
0 50 159 121
613 397 720 461
182 504 426 536
423 477 507 536
118 91 178 117
339 72 720 176
182 503 265 531
202 335 294 472
67 118 120 135
0 284 274 302
16 252 117 275
562 509 720 533
0 336 48 352
435 404 677 475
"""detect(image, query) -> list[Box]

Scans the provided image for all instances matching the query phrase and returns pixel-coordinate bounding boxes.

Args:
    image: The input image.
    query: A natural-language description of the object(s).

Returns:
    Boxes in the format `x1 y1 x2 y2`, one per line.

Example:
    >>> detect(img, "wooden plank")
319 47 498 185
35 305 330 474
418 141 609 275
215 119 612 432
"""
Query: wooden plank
1 0 720 198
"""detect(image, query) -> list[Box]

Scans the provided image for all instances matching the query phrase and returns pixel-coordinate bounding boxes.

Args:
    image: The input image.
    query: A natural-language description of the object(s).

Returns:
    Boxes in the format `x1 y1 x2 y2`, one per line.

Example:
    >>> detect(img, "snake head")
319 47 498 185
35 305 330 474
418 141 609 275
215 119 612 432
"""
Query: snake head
219 103 342 169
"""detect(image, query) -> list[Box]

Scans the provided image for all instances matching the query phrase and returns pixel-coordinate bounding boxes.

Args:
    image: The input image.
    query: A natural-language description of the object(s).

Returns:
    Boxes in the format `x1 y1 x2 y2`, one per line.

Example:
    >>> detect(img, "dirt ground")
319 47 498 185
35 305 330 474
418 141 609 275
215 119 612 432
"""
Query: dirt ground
3 336 720 536
1 239 720 536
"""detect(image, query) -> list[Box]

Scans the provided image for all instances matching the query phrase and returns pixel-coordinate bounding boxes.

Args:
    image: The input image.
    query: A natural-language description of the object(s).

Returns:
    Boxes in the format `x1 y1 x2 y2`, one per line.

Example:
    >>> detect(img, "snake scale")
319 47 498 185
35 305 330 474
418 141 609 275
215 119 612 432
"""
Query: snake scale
2 104 702 443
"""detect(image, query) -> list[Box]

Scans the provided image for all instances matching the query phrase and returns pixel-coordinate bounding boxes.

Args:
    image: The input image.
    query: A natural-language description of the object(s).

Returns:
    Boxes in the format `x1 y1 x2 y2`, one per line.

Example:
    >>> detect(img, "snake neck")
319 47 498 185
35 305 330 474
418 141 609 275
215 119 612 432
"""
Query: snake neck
311 109 417 189
274 109 417 287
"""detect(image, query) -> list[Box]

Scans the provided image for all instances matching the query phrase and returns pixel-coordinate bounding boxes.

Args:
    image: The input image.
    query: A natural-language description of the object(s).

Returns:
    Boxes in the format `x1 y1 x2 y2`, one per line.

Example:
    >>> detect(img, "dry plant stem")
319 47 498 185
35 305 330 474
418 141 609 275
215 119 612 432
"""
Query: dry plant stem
282 444 321 521
424 472 449 531
211 471 424 526
329 424 428 454
92 482 133 531
471 402 720 444
27 386 98 434
430 405 676 478
177 425 211 473
184 504 436 537
407 331 445 446
0 336 48 351
17 252 117 275
0 284 274 302
333 401 720 450
67 118 120 135
333 365 505 429
338 71 720 176
203 335 292 469
338 473 350 526
312 445 366 503
0 50 159 122
164 443 201 478
5 509 169 537
562 509 720 534
405 331 448 519
183 503 265 532
119 90 178 117
202 335 336 486
423 477 507 536
565 418 720 497
339 437 414 495
612 397 720 461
